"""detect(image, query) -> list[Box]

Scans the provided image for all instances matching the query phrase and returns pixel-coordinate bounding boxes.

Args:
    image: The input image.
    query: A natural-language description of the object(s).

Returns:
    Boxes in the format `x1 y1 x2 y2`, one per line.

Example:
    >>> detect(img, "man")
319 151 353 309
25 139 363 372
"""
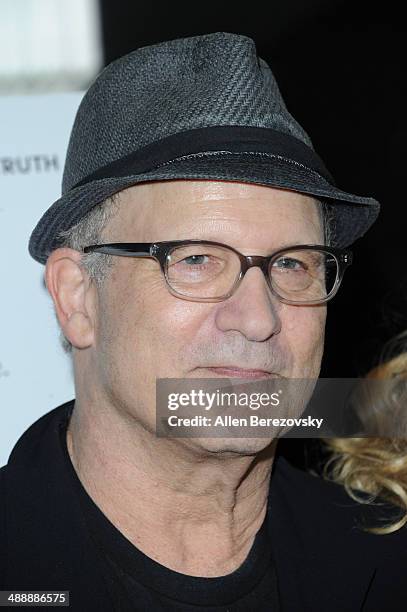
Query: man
1 32 406 611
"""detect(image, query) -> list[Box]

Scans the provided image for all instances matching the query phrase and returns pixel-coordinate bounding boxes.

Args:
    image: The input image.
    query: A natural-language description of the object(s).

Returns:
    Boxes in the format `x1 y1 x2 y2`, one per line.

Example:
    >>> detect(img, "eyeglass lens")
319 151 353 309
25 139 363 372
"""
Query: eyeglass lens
165 244 338 303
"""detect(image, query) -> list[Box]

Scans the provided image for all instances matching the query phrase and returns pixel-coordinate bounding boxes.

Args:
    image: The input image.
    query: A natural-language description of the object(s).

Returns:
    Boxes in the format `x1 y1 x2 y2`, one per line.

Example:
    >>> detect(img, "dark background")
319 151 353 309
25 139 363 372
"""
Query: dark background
99 0 407 468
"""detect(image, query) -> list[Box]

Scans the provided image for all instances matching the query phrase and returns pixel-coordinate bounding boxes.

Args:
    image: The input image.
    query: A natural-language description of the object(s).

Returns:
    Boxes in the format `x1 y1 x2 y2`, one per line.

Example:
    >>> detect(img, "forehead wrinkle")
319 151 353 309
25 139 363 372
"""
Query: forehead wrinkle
110 181 323 244
154 216 322 256
168 199 322 237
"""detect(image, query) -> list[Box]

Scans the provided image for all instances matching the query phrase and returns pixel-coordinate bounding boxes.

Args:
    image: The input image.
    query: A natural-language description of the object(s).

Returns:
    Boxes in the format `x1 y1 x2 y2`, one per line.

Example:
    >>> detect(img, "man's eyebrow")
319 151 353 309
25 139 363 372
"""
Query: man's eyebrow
168 237 323 250
169 221 323 248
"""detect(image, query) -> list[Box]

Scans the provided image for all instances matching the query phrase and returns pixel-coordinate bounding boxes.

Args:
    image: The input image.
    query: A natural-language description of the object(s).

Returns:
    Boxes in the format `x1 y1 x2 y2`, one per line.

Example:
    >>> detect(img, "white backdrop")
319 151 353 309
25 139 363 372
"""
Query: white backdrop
0 92 83 466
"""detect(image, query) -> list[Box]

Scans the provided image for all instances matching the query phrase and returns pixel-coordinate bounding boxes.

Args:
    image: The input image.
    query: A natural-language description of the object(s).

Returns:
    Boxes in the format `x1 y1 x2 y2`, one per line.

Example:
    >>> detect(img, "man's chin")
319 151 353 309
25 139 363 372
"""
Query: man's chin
185 436 275 456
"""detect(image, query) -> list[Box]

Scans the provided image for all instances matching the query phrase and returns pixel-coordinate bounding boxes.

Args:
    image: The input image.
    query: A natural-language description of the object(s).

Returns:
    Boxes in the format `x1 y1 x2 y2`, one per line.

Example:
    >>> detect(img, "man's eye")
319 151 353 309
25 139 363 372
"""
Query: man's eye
273 257 303 270
182 255 209 265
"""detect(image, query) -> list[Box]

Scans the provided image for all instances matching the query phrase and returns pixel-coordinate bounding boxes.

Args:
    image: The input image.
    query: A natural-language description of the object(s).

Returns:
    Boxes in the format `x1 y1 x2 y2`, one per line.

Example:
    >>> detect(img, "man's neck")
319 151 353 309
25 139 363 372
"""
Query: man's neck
66 400 277 577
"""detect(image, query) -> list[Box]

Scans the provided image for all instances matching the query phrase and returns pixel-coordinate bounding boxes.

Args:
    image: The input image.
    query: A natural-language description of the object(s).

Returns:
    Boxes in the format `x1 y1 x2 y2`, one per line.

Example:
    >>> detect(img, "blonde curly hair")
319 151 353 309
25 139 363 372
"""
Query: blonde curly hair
322 332 407 535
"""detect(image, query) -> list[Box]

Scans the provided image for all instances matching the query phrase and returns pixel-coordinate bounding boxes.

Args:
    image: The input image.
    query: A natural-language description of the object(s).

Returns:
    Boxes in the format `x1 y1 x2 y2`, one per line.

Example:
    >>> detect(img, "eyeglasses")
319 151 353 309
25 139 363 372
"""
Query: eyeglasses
83 240 353 305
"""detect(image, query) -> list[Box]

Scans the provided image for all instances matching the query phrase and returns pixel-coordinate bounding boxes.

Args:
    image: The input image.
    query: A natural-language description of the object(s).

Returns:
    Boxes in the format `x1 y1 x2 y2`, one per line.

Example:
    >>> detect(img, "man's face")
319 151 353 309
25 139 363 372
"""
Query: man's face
79 180 326 451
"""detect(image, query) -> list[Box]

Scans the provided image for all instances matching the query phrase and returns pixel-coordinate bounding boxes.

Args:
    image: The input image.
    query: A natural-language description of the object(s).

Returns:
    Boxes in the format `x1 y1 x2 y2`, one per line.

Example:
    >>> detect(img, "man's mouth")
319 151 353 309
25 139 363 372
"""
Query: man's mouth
201 366 278 379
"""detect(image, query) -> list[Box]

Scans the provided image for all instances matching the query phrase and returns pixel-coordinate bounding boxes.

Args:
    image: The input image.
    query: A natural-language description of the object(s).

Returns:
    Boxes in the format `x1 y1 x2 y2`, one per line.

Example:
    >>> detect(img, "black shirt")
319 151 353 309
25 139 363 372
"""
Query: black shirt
2 399 407 611
62 403 281 611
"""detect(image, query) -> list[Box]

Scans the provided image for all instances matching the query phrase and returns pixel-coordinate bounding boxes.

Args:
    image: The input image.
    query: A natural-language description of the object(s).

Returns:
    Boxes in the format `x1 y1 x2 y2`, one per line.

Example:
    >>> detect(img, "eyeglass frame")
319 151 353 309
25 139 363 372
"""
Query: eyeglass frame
82 239 353 305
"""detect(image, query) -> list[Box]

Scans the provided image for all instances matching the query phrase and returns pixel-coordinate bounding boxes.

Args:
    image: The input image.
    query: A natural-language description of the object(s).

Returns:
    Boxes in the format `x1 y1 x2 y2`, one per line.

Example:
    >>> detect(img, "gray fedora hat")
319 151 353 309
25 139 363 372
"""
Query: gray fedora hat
28 32 380 264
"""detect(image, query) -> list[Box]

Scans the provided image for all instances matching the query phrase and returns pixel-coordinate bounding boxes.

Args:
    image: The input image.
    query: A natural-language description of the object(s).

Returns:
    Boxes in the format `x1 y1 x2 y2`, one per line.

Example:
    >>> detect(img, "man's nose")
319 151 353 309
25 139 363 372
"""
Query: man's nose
214 266 282 342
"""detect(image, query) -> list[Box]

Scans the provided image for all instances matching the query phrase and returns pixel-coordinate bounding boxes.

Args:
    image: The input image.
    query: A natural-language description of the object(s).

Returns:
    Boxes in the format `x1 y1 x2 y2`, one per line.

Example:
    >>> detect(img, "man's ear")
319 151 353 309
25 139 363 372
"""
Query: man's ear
44 248 96 350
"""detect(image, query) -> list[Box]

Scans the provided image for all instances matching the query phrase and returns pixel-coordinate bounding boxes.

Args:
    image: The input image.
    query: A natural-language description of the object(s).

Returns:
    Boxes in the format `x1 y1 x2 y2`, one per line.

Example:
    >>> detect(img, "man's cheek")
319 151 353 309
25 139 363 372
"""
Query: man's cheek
284 307 324 335
304 317 326 371
286 311 325 358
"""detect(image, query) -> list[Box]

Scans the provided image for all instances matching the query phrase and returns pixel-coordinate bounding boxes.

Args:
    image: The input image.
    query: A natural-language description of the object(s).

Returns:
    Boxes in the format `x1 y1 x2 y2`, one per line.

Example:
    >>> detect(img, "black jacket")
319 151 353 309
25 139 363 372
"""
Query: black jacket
1 400 406 611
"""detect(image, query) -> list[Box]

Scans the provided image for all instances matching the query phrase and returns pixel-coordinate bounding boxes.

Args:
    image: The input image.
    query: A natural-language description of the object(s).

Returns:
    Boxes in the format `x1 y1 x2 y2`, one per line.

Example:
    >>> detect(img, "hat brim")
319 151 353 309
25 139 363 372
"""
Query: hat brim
28 152 380 264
